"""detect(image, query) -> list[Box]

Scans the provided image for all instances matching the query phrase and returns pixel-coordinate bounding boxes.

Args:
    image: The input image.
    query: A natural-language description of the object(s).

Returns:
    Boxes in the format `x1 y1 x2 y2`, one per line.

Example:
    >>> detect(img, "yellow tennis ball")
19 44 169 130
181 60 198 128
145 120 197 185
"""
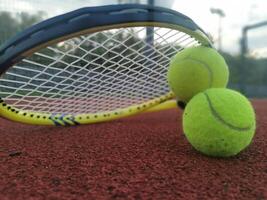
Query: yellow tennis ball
183 88 256 157
167 46 229 103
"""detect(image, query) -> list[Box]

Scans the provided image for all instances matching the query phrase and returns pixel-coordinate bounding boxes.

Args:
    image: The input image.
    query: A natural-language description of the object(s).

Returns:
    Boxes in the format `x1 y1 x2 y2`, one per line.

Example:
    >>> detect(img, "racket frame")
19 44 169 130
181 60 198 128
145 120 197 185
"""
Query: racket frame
0 4 212 125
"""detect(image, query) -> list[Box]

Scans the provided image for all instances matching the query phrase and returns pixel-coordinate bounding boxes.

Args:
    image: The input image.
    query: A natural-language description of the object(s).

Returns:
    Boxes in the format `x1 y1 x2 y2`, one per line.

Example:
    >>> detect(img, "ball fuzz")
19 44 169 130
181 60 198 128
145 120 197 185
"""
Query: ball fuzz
183 88 256 157
167 46 229 103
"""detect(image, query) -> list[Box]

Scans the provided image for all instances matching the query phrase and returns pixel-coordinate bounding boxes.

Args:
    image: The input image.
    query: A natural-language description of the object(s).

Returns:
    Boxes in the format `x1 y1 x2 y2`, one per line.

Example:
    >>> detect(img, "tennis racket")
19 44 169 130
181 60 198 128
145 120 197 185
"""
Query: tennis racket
0 4 212 126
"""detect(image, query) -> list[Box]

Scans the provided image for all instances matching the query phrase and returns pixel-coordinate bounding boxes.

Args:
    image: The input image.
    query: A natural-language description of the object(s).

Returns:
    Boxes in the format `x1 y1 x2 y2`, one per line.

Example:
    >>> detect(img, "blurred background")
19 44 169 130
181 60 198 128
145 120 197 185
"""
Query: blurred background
0 0 266 98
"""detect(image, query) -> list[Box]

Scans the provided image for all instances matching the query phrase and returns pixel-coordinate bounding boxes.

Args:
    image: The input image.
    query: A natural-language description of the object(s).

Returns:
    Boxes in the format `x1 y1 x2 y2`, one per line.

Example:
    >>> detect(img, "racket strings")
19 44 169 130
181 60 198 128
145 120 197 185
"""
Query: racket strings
0 26 199 114
5 28 167 96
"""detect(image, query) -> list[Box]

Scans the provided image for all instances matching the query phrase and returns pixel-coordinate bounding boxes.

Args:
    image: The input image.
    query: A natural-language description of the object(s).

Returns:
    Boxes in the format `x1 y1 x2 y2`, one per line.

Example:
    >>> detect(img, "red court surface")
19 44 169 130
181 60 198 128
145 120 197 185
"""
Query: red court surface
0 100 266 200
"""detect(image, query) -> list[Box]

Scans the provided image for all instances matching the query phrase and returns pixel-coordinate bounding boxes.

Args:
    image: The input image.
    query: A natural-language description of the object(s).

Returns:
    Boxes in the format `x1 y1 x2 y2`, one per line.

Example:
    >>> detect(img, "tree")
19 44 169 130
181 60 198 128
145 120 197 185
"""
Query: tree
0 12 19 45
0 11 46 46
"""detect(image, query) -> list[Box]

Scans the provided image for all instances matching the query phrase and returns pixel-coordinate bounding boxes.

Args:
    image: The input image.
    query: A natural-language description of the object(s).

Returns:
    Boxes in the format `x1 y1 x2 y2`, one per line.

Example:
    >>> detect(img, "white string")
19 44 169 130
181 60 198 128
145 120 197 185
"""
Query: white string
0 26 200 114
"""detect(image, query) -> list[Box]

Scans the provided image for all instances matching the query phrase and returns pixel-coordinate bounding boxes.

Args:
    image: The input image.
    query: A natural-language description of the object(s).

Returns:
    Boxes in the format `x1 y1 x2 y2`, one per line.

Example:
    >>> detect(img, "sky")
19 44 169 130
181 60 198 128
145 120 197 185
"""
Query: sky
172 0 267 57
1 0 267 57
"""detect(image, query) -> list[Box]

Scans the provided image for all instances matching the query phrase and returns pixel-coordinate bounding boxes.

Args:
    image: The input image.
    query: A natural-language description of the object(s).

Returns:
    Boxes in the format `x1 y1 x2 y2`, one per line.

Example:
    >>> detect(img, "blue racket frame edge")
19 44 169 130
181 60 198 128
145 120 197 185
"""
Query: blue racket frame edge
0 4 212 74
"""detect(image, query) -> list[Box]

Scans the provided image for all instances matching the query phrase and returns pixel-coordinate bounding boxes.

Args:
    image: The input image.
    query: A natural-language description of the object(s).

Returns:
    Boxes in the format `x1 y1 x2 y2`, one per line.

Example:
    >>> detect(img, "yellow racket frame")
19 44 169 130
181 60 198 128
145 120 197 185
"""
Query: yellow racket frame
0 93 176 125
0 21 211 126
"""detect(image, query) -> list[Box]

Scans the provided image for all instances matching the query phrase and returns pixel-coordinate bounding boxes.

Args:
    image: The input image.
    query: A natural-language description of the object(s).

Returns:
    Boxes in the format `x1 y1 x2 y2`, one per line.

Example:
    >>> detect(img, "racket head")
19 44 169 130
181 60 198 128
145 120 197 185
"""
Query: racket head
0 4 212 125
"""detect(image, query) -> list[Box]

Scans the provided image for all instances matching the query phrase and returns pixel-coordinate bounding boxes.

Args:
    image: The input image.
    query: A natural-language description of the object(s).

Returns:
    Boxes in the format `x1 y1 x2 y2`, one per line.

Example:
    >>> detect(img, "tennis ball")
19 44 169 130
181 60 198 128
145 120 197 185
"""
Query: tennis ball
183 88 256 157
167 46 229 103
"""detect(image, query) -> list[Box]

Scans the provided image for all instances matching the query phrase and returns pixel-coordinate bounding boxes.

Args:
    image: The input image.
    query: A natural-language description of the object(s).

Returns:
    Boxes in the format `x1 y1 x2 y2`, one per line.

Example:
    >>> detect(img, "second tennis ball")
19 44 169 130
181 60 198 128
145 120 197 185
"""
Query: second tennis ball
183 88 256 157
167 46 229 103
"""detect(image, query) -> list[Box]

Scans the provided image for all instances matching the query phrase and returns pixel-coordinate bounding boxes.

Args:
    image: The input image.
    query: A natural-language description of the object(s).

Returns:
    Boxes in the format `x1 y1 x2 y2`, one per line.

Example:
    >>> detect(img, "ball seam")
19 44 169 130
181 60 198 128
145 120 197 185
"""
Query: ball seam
204 92 253 131
185 56 213 87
